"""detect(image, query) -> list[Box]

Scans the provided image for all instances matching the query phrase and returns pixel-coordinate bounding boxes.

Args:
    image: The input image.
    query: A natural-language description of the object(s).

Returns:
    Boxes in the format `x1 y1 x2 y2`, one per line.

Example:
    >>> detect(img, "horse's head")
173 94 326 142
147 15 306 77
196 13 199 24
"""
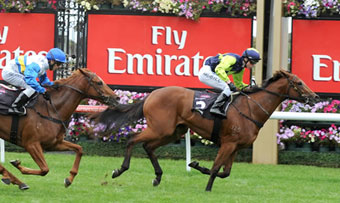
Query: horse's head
280 69 319 105
76 68 119 106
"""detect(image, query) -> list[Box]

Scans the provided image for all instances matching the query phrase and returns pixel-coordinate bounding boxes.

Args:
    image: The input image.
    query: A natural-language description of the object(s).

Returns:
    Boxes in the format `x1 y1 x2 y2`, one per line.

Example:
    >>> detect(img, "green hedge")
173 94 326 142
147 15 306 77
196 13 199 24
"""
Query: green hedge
5 140 340 168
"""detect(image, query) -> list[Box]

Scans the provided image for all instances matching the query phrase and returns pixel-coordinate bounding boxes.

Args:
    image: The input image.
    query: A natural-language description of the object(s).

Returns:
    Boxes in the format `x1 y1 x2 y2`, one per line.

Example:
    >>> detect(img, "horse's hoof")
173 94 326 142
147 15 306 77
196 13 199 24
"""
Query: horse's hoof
188 161 199 168
10 160 21 167
19 183 29 190
112 169 119 179
64 178 72 188
152 179 160 187
1 178 10 185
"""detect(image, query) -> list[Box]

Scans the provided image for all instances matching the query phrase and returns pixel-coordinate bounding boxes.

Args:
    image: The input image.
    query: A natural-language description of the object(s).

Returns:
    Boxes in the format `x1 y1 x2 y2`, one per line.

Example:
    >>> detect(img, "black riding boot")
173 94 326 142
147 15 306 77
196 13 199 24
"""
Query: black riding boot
8 92 30 115
210 92 228 117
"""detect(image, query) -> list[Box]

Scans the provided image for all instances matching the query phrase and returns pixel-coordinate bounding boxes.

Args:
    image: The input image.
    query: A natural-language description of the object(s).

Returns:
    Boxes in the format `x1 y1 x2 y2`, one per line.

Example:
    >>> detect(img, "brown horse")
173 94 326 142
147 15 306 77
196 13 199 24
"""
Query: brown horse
94 69 318 191
0 68 119 190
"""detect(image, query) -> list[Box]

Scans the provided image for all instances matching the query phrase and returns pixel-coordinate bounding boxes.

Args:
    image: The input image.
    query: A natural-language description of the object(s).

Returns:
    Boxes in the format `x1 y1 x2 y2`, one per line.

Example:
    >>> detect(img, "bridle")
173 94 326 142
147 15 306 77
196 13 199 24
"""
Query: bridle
259 74 309 104
33 69 117 134
231 73 311 129
60 70 116 106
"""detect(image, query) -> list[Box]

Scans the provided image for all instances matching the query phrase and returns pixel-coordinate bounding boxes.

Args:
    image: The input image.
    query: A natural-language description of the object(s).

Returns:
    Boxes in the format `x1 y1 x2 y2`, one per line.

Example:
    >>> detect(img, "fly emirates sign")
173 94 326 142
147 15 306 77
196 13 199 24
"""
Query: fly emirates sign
292 19 340 94
0 13 55 80
87 15 252 88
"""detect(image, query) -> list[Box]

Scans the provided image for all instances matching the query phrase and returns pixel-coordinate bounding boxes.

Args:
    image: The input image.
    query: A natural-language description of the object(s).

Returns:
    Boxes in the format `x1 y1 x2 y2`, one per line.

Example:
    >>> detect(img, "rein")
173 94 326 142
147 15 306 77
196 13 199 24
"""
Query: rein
232 74 308 129
33 70 110 132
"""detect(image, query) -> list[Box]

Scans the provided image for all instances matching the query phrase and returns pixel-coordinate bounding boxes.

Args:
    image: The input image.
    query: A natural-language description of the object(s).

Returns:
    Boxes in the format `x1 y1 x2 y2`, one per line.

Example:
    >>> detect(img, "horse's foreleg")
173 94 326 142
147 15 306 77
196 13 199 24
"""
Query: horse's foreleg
0 164 29 190
11 143 49 176
52 140 83 188
188 161 211 175
217 151 237 179
143 142 163 186
205 143 236 192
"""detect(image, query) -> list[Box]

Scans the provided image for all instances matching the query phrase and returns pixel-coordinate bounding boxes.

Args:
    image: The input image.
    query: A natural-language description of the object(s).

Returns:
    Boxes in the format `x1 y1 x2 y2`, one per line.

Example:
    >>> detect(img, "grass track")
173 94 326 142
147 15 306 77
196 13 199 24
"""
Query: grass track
1 152 340 203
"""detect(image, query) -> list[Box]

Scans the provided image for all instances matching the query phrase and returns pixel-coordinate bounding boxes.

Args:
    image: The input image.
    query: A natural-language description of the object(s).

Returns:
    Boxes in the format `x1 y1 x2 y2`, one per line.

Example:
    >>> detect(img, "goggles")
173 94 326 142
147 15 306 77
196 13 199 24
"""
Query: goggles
249 60 259 65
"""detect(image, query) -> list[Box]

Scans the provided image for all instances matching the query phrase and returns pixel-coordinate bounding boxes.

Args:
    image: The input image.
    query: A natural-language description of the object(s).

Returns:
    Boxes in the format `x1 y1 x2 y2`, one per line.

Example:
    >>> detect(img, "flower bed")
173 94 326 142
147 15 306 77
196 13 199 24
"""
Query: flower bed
1 0 256 20
283 0 340 18
277 99 340 151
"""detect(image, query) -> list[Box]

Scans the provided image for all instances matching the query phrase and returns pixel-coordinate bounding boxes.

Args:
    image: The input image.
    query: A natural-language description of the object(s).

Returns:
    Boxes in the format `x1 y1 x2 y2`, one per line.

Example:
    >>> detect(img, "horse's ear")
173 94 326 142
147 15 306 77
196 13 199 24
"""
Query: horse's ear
78 68 85 74
279 69 290 77
78 68 89 76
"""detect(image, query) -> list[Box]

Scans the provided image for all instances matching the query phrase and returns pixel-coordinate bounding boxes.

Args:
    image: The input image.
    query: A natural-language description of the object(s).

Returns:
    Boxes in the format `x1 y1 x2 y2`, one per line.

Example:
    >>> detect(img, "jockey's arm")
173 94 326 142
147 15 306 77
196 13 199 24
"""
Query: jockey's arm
24 63 46 93
232 69 248 90
39 74 53 86
215 55 236 83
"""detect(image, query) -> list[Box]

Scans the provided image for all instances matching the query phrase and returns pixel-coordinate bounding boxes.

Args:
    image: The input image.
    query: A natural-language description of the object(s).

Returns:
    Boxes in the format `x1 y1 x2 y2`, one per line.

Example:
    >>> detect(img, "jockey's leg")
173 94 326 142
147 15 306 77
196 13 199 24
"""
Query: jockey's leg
9 88 36 115
210 87 231 117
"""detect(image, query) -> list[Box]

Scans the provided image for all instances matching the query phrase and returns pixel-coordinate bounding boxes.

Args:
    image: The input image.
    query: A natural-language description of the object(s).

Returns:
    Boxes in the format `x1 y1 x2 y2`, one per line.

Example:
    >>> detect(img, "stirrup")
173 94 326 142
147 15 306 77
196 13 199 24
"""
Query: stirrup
8 107 26 115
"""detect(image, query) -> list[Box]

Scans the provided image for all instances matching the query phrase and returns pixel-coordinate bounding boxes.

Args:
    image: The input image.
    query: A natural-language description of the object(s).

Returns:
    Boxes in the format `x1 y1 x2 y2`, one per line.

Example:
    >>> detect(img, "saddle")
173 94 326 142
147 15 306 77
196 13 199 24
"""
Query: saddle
191 90 238 144
0 84 37 115
191 90 234 120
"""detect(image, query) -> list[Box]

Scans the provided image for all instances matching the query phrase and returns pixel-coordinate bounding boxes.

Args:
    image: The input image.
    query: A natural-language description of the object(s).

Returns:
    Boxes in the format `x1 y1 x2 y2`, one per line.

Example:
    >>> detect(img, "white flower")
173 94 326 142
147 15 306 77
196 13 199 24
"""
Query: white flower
85 2 91 10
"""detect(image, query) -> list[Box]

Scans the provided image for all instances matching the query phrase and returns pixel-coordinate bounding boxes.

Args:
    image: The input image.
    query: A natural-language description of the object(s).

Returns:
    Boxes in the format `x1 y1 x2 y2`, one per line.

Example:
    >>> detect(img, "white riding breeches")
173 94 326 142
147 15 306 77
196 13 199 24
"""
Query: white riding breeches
2 61 35 93
198 65 231 96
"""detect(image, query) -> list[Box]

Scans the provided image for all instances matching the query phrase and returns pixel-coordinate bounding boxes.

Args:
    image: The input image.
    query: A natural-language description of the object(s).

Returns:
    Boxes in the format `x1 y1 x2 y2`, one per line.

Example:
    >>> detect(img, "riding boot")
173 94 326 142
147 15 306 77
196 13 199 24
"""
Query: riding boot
8 89 35 115
210 85 233 117
210 92 229 117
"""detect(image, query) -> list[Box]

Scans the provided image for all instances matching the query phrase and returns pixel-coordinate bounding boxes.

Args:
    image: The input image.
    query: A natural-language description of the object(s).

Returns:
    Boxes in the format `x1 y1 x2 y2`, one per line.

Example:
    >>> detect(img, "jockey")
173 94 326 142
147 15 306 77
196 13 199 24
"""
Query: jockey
198 48 261 117
1 48 67 115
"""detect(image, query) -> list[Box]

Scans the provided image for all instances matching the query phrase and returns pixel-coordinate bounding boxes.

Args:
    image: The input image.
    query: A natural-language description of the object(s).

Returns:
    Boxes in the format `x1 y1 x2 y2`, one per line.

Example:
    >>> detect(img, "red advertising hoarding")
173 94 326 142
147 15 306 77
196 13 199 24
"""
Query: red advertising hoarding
292 19 340 94
87 14 252 89
0 13 55 80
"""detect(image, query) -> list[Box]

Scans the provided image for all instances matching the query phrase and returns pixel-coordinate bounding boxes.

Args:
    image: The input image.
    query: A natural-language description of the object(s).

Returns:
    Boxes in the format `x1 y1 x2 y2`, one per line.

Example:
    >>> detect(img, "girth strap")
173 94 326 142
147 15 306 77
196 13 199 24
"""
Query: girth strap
211 116 222 144
231 103 264 129
32 108 68 125
35 110 68 125
10 115 20 144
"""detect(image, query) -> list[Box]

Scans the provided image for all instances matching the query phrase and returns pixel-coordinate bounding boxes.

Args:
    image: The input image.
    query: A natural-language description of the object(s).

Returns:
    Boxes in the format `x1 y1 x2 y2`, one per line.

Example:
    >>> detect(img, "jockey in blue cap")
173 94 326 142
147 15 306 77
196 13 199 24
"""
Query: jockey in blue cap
198 48 261 117
2 48 67 115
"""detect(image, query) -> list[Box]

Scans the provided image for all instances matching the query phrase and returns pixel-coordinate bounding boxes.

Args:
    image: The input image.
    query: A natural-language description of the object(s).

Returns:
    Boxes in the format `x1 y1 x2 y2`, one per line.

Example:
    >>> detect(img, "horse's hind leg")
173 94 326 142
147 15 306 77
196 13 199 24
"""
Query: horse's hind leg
0 164 29 190
112 133 140 179
143 142 163 187
143 124 188 186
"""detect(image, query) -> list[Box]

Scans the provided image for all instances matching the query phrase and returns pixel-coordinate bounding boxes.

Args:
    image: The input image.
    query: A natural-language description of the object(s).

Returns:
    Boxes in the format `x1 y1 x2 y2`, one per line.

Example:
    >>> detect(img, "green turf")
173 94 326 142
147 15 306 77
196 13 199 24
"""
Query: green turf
0 152 340 203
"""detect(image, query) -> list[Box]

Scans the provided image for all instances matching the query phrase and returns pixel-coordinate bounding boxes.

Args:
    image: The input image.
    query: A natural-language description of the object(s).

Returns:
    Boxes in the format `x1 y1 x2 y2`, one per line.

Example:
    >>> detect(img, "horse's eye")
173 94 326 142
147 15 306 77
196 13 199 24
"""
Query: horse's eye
297 82 302 86
96 81 103 86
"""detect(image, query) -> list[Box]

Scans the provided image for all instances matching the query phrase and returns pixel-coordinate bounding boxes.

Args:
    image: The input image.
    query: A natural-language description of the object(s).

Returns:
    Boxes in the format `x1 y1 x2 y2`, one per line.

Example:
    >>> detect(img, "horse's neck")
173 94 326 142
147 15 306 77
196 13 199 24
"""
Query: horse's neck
250 82 287 122
48 85 85 121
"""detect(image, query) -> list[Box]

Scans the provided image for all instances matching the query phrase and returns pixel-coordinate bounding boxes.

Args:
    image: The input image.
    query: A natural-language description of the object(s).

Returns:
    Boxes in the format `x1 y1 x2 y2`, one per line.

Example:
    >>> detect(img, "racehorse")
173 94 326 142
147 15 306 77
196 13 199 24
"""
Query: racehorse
93 69 319 191
0 68 119 190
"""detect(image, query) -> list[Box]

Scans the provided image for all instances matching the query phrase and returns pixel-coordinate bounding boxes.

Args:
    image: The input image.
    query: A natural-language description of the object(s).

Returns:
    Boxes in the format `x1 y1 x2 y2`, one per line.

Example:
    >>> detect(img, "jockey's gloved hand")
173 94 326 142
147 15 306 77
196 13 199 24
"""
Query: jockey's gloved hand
228 83 237 91
42 92 51 100
51 83 60 89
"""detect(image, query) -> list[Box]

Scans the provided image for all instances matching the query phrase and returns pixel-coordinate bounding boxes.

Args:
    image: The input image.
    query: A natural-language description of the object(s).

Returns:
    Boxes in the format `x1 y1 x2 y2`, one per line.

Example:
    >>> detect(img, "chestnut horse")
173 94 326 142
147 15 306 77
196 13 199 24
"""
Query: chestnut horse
94 70 318 191
0 68 118 190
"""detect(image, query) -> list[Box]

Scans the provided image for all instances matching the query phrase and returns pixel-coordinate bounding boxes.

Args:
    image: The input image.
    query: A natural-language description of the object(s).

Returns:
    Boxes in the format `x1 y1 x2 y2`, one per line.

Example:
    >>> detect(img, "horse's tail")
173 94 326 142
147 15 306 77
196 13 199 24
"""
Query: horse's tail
93 97 146 133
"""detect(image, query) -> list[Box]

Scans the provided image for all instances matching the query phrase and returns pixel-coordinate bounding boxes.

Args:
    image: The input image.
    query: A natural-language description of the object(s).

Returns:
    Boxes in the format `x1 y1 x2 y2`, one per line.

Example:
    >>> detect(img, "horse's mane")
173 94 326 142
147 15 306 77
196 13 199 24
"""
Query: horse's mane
241 70 285 94
54 69 83 85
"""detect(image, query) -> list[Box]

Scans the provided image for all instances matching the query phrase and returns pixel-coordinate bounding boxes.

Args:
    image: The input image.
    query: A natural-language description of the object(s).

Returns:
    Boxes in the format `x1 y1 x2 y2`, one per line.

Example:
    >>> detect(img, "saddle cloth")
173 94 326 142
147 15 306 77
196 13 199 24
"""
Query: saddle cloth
0 84 36 115
191 90 233 120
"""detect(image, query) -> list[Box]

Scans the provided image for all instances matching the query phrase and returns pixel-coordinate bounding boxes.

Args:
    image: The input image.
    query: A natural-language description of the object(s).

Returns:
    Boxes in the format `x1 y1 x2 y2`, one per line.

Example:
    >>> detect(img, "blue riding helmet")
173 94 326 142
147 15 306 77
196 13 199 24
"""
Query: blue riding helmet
242 48 261 61
46 48 67 63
